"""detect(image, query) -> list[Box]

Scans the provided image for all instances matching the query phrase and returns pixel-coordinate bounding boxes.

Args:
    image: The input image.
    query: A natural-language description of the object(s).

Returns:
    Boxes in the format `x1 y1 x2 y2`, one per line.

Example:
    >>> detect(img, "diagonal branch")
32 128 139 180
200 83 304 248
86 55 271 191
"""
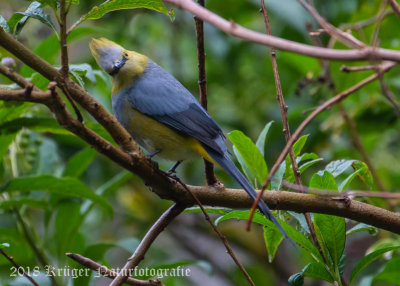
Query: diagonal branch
251 0 323 261
297 0 365 49
109 204 186 286
263 61 394 193
66 253 163 286
162 0 400 61
0 248 40 286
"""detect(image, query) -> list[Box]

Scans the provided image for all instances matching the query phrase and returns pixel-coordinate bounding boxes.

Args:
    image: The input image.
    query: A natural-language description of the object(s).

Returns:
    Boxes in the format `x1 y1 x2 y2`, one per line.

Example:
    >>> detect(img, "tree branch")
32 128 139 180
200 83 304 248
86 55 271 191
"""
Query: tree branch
264 61 394 188
1 84 399 236
252 0 323 262
194 0 218 185
176 178 255 286
0 248 40 286
109 203 186 286
66 253 163 286
0 27 138 154
389 0 400 20
163 0 400 62
297 0 365 49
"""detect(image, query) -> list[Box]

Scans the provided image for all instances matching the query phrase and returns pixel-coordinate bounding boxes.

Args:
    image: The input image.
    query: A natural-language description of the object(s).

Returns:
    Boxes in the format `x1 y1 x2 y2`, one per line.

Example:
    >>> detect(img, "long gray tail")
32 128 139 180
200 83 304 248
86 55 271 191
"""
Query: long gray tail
205 148 289 240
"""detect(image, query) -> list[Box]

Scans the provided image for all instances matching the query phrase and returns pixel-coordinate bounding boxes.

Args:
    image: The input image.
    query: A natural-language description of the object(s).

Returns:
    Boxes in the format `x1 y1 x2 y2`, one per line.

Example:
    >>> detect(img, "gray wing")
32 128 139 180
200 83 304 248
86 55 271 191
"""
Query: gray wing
121 60 226 154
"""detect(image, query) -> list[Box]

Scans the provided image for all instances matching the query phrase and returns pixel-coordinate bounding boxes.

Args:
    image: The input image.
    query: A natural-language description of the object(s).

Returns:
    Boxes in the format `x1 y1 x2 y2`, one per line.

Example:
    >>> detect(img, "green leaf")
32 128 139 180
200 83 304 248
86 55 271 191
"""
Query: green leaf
302 262 334 283
271 161 285 190
228 130 268 186
69 64 96 83
299 158 324 174
292 135 309 157
216 210 324 263
31 73 50 90
288 272 304 286
339 251 346 276
373 257 400 284
285 135 309 182
0 15 10 33
233 145 257 187
0 117 72 135
69 70 85 87
7 13 25 34
63 147 97 178
314 213 346 266
96 171 132 196
309 170 338 191
339 169 362 191
325 159 356 178
15 1 58 36
55 201 82 256
350 246 400 284
0 243 10 249
256 121 273 157
0 133 17 160
184 207 231 215
263 225 284 263
0 175 112 216
0 198 48 209
82 0 171 21
83 243 115 262
346 223 378 236
352 161 374 189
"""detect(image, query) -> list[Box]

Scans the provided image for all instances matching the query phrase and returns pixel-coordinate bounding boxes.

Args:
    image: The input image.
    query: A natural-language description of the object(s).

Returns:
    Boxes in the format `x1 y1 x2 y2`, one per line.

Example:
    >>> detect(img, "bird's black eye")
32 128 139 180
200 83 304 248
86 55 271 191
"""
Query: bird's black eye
124 53 128 57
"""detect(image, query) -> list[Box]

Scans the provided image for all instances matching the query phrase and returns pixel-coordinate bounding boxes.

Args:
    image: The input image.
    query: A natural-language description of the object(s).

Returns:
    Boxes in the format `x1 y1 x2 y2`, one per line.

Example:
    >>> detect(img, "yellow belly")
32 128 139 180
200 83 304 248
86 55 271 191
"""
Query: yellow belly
124 105 216 164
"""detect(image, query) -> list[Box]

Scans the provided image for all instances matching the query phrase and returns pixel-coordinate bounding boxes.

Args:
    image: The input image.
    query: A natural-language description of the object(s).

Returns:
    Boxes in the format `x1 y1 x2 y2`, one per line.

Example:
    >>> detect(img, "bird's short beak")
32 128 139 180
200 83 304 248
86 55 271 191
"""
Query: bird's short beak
89 38 123 74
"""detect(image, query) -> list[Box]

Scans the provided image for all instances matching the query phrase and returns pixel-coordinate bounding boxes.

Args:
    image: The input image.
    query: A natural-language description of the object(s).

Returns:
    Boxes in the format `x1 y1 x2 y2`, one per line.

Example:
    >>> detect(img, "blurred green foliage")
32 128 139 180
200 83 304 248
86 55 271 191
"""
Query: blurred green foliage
0 0 399 285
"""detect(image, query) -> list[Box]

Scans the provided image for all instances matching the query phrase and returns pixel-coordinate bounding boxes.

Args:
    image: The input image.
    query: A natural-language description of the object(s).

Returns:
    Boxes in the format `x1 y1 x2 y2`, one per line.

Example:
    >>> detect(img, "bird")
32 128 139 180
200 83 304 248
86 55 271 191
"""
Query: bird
89 37 289 239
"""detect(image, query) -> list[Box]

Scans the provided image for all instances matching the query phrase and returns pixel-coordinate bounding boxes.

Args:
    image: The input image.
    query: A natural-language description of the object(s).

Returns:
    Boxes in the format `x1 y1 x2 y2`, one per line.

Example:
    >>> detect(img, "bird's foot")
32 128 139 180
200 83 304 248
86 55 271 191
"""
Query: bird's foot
166 160 182 175
211 180 224 189
146 149 161 160
166 172 179 181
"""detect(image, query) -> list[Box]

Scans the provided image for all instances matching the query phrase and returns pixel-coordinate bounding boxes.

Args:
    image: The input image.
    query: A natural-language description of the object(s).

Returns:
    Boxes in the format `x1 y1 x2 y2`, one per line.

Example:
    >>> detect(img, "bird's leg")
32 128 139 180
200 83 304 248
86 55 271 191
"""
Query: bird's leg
167 160 182 175
146 149 161 170
147 149 161 159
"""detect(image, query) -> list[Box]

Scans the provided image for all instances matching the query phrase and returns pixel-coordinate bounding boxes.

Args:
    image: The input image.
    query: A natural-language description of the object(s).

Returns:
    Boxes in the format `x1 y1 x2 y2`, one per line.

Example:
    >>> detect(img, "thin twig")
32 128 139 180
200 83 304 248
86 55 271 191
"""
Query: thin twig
58 0 83 122
109 204 186 286
0 64 38 90
0 248 40 286
389 0 400 19
66 253 163 286
378 73 400 118
161 0 400 62
306 22 388 193
248 0 322 258
371 0 389 48
297 0 365 49
194 0 218 185
175 178 255 286
340 10 392 31
253 61 395 211
340 65 377 73
60 0 69 79
281 180 400 199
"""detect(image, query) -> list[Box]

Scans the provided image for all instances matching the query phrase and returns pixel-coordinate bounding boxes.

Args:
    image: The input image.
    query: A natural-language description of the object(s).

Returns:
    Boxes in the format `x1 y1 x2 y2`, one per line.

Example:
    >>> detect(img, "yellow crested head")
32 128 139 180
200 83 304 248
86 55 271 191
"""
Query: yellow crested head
89 38 149 94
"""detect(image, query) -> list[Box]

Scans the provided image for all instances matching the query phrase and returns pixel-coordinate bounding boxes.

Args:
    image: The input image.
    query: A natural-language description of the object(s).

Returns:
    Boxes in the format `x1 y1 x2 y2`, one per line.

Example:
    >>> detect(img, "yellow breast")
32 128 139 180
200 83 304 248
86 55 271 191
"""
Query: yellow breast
122 104 216 164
